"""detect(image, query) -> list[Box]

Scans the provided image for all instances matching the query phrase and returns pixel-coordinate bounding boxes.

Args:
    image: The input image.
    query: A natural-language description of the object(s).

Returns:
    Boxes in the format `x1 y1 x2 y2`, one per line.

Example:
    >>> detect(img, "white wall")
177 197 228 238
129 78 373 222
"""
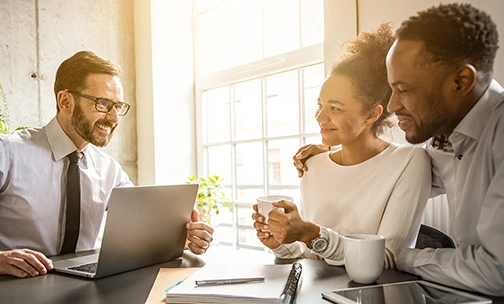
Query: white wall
323 0 357 74
133 0 155 185
134 0 196 185
0 0 137 184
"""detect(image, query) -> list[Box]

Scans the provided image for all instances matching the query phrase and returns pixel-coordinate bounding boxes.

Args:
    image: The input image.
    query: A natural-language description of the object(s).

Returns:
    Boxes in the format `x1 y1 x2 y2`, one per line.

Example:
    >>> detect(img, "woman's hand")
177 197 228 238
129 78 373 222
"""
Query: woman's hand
252 204 282 249
266 200 319 246
252 200 319 249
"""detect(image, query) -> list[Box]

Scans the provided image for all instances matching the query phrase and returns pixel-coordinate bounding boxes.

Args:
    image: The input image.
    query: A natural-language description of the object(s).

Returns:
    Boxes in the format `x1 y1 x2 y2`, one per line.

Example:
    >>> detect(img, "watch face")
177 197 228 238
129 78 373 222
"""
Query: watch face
313 238 328 252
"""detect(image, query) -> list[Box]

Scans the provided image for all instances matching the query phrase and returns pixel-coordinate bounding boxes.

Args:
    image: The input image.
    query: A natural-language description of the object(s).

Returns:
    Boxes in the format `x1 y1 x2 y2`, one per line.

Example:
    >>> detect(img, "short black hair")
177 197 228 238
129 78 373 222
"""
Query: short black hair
396 3 499 83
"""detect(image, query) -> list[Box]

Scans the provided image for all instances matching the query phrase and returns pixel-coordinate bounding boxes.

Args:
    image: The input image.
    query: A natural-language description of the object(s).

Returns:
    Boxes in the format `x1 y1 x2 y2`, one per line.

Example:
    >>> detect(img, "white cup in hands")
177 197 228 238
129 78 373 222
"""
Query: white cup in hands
343 234 385 284
256 195 293 224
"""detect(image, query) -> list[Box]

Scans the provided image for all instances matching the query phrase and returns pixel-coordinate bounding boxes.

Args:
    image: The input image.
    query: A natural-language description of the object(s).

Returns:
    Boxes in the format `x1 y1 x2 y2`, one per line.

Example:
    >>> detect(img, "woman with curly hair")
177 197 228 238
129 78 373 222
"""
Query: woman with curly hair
252 23 431 269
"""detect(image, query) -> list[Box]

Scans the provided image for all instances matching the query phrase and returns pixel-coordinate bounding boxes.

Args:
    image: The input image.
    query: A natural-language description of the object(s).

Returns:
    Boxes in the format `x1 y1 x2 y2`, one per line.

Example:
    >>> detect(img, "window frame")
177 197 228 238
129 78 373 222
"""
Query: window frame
192 0 357 249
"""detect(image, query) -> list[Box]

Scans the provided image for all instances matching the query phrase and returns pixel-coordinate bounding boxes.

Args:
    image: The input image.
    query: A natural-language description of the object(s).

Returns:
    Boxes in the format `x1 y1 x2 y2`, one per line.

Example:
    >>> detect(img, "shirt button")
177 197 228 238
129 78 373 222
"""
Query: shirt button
458 155 463 160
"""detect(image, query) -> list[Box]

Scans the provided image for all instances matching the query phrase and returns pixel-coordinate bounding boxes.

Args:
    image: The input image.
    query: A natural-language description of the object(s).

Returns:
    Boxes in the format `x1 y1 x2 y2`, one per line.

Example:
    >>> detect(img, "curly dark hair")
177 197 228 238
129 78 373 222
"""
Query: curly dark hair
331 23 395 136
54 50 121 112
396 3 499 83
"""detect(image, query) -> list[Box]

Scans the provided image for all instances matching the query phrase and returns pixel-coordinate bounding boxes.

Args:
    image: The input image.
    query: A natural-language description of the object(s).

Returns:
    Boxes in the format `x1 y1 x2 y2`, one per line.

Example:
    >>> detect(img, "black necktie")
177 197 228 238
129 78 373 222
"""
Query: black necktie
60 151 82 254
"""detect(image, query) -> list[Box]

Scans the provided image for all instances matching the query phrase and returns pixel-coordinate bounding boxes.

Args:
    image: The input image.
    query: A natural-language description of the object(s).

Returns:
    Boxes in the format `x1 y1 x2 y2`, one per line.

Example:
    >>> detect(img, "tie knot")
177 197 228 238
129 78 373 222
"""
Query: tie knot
68 151 82 163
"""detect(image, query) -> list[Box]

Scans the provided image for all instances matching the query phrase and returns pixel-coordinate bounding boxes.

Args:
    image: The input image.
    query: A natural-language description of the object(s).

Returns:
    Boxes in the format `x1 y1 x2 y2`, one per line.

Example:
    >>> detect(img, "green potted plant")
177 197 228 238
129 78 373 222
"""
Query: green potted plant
0 83 28 134
187 175 231 224
0 83 10 134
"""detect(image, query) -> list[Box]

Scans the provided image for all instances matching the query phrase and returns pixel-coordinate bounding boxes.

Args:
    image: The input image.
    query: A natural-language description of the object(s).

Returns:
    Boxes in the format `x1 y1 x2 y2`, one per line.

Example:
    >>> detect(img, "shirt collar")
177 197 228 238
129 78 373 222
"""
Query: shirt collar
450 80 504 142
46 117 87 162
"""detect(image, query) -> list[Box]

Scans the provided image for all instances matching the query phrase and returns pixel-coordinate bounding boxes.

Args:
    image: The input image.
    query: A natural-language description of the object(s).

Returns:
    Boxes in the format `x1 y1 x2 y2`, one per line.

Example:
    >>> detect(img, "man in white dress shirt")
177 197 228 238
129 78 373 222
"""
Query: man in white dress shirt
0 51 214 278
385 3 503 296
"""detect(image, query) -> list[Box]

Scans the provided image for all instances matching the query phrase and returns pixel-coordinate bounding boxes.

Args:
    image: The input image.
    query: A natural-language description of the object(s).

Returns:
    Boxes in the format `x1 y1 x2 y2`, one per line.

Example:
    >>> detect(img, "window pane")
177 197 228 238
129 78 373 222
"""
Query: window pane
303 64 325 133
236 141 263 186
265 70 299 137
300 0 324 47
198 3 231 74
212 205 233 225
205 86 231 143
267 138 301 186
233 79 262 140
236 187 264 205
207 145 232 185
263 0 300 57
240 226 264 248
194 0 326 251
304 135 322 145
268 187 300 205
214 225 233 245
237 205 254 226
231 0 262 66
196 0 224 12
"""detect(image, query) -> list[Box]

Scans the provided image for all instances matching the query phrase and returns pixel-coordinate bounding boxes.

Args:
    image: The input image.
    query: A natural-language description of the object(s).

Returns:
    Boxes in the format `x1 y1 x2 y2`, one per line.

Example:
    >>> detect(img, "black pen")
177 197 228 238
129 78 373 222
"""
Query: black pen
195 276 265 286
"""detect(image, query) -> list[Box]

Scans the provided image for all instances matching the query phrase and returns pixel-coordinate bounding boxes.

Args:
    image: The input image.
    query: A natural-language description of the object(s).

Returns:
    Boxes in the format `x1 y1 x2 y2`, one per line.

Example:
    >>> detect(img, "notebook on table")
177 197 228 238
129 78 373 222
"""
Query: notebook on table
52 183 198 279
165 262 302 304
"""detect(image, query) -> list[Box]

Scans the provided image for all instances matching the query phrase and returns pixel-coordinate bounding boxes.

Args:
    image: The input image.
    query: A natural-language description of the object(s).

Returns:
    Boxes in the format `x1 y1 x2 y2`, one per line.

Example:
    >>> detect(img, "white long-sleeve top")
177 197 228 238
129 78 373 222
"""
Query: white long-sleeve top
272 143 431 269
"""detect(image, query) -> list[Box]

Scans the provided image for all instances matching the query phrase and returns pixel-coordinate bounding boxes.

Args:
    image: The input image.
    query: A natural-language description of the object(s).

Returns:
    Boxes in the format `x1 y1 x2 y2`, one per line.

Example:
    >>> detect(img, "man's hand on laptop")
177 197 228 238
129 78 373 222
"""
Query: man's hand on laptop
0 249 53 278
185 209 214 255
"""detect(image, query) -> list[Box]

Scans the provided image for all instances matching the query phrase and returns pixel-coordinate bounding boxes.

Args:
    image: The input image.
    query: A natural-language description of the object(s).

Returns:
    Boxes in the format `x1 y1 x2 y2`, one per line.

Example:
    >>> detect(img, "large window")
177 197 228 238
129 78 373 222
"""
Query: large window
196 0 324 74
141 0 452 252
194 0 325 250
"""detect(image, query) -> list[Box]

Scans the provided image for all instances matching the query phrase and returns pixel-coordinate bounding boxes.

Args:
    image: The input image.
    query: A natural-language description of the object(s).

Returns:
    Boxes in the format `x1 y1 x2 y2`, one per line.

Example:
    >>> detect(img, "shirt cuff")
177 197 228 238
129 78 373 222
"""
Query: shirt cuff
325 258 344 266
271 244 296 258
396 248 417 274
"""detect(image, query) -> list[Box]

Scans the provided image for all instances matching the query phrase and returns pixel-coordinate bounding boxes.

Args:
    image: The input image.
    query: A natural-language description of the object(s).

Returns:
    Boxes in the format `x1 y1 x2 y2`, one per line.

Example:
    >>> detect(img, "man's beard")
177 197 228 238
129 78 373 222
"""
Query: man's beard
405 90 447 144
71 101 116 147
405 118 446 144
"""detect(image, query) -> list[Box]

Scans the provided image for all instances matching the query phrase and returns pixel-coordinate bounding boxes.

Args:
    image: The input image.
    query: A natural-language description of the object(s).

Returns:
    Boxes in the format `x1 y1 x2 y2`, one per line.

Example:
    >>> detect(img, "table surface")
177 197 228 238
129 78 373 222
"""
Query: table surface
0 246 501 304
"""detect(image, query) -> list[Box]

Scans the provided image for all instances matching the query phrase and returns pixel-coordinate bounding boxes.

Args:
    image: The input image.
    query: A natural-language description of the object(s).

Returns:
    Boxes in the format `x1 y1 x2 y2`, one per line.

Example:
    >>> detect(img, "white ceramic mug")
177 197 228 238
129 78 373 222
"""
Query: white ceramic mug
343 234 385 284
256 195 293 224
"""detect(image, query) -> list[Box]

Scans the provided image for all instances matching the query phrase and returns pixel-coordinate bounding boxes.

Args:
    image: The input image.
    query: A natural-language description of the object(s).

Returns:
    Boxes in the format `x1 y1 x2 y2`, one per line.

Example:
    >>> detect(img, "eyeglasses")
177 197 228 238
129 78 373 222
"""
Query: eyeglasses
67 91 131 116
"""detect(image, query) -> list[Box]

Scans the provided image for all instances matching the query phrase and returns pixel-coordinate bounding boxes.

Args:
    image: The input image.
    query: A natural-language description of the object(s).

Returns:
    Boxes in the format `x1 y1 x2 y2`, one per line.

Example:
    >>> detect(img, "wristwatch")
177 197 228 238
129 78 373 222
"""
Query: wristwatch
310 226 329 254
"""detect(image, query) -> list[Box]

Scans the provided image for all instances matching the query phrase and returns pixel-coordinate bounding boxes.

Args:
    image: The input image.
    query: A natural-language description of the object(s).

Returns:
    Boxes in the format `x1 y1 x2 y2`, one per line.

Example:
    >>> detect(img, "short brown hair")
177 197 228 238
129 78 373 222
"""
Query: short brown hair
53 50 121 112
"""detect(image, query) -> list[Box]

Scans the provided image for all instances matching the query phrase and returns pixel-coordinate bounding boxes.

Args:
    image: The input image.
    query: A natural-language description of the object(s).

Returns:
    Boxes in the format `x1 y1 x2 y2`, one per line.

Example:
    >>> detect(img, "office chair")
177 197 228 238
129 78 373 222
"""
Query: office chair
415 224 455 249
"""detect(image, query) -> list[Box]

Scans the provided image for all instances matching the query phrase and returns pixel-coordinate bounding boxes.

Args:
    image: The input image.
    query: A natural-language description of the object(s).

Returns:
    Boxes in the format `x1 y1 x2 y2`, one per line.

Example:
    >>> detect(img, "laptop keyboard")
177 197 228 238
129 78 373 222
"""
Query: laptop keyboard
68 262 98 274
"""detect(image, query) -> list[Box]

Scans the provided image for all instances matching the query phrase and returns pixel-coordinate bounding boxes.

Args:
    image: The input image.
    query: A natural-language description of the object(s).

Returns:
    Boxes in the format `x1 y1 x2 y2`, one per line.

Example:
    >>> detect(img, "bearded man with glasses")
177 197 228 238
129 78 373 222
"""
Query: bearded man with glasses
0 51 214 278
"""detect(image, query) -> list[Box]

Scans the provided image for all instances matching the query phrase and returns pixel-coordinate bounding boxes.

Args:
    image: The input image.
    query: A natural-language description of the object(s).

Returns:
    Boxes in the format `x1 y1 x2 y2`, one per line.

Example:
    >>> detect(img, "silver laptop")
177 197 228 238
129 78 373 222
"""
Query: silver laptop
52 183 198 279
